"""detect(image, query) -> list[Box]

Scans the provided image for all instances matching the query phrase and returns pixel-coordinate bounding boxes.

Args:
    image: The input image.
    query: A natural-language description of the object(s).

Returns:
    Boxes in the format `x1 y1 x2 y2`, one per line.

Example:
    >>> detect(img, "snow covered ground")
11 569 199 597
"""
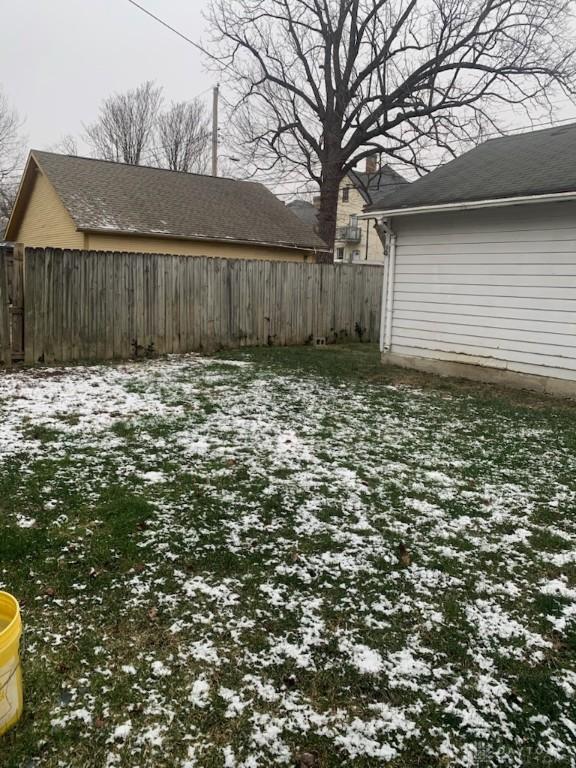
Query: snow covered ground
1 347 575 767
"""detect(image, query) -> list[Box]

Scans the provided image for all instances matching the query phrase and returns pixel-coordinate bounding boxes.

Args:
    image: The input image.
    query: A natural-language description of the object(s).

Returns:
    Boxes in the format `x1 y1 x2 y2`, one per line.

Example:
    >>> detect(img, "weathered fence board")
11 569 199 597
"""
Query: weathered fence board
9 245 24 361
0 248 11 367
14 248 383 365
0 245 26 366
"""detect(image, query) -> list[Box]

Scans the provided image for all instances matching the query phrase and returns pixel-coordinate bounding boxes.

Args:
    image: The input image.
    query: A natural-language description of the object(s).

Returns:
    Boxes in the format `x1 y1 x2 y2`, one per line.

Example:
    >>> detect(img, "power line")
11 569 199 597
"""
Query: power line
138 130 213 161
123 1 223 176
180 85 215 103
246 111 576 189
474 113 576 139
125 0 576 153
125 0 219 62
273 188 318 197
336 113 576 174
229 115 576 190
271 179 413 197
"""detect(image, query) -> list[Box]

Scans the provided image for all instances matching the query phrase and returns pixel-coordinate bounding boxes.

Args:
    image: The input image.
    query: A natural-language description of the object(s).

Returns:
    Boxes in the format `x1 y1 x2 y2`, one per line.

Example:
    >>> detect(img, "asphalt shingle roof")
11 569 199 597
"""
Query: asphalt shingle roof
286 199 318 230
32 151 327 251
365 123 576 213
348 165 409 204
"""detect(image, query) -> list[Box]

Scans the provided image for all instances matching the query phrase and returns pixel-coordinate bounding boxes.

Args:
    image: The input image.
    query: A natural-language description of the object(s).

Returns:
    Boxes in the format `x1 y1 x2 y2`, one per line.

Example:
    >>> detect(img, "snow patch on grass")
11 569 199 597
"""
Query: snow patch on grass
2 351 575 767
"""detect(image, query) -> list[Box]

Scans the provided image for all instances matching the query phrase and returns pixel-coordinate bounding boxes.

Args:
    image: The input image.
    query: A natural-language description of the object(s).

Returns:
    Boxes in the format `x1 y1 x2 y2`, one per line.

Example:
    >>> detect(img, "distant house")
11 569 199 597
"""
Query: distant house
335 158 408 264
363 123 576 397
5 152 327 262
287 199 318 232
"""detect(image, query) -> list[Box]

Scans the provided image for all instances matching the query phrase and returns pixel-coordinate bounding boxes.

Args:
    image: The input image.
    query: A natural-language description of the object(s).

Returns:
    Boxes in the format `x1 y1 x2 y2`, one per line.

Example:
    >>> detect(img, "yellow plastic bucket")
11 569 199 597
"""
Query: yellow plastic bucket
0 592 23 737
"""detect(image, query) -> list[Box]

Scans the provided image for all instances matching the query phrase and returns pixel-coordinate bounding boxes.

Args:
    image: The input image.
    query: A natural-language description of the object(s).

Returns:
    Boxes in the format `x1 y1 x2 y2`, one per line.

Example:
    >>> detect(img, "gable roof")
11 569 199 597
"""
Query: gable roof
6 151 327 251
365 122 576 215
286 199 318 230
347 165 409 204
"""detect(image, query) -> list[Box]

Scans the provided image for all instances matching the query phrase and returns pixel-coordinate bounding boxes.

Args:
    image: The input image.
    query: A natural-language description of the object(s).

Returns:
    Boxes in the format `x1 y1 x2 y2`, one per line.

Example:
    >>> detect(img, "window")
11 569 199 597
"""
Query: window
342 187 349 202
336 247 345 261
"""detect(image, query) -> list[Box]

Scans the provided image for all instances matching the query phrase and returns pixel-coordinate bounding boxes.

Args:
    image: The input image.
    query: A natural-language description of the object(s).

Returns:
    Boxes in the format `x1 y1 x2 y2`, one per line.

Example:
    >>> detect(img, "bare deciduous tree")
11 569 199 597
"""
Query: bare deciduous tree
0 89 24 235
50 134 80 156
0 89 23 182
154 99 211 173
85 81 162 165
0 181 17 235
209 0 576 255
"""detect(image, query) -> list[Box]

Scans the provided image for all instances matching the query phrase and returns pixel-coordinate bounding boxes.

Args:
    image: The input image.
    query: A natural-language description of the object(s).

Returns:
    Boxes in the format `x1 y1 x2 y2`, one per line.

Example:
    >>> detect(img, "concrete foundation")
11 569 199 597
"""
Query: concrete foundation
382 351 576 400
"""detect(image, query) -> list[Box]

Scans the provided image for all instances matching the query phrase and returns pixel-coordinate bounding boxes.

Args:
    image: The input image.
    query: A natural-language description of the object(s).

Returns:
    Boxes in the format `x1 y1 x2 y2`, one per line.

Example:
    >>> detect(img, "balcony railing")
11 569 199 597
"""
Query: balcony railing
336 225 362 243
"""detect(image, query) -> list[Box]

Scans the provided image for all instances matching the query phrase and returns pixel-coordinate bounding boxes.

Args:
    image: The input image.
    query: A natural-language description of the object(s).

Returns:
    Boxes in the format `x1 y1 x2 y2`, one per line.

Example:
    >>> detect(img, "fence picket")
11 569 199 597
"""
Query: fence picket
0 248 11 367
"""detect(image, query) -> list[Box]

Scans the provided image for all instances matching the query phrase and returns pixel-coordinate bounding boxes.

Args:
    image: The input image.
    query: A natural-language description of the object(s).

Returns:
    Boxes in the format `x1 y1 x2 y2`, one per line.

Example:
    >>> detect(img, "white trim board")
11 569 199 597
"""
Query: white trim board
360 191 576 219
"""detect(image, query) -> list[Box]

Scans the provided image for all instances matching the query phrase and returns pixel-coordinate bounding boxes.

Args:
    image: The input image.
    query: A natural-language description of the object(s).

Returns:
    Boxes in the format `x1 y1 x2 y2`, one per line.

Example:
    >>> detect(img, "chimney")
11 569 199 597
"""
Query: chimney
365 154 378 174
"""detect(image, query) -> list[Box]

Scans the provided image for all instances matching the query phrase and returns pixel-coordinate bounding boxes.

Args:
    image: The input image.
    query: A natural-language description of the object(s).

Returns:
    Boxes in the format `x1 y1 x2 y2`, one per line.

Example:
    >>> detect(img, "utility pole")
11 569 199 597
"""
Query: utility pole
212 84 219 177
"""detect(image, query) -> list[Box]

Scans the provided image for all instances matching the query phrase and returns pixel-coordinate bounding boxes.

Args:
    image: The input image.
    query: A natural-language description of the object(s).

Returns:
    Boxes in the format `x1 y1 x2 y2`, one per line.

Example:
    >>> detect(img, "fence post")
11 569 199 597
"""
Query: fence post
10 244 24 361
0 247 12 368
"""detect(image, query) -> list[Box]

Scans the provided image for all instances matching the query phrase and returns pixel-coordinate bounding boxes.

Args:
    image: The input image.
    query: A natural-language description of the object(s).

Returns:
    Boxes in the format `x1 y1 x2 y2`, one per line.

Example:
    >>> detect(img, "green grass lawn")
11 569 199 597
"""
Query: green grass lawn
1 344 575 767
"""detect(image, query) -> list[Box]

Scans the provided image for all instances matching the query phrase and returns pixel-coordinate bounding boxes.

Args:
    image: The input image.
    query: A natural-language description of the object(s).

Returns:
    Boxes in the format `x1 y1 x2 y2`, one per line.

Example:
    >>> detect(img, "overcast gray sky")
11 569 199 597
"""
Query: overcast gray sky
2 0 576 194
0 0 214 159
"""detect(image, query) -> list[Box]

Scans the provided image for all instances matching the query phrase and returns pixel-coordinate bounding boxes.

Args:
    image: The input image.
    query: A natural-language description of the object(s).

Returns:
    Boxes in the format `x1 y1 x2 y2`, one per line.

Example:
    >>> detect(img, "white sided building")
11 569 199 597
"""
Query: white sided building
363 124 576 397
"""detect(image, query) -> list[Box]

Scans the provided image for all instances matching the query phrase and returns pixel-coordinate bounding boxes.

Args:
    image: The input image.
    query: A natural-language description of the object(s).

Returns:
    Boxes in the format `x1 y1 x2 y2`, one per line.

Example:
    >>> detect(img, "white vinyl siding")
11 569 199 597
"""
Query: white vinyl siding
390 201 576 382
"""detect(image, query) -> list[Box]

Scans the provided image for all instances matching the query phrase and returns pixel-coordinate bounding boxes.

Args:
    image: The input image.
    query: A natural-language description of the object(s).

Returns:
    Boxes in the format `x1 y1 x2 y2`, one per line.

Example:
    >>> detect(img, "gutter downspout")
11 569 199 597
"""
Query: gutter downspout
384 228 397 353
376 218 397 354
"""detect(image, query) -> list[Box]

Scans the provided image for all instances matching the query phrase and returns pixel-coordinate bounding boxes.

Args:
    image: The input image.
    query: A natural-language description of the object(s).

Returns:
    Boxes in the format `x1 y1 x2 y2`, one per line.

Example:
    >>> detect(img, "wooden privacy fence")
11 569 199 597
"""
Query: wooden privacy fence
1 246 383 365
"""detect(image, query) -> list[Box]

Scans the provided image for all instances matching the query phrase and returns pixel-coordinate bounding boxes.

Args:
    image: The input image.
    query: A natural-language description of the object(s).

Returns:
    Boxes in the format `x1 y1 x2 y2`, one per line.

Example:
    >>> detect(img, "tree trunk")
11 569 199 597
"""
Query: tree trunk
316 172 342 263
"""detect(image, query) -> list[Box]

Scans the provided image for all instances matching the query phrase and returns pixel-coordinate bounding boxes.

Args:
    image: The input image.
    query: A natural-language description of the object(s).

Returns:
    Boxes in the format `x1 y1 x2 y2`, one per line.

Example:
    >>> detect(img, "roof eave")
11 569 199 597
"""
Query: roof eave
78 226 327 254
346 172 370 203
360 190 576 219
4 152 38 241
